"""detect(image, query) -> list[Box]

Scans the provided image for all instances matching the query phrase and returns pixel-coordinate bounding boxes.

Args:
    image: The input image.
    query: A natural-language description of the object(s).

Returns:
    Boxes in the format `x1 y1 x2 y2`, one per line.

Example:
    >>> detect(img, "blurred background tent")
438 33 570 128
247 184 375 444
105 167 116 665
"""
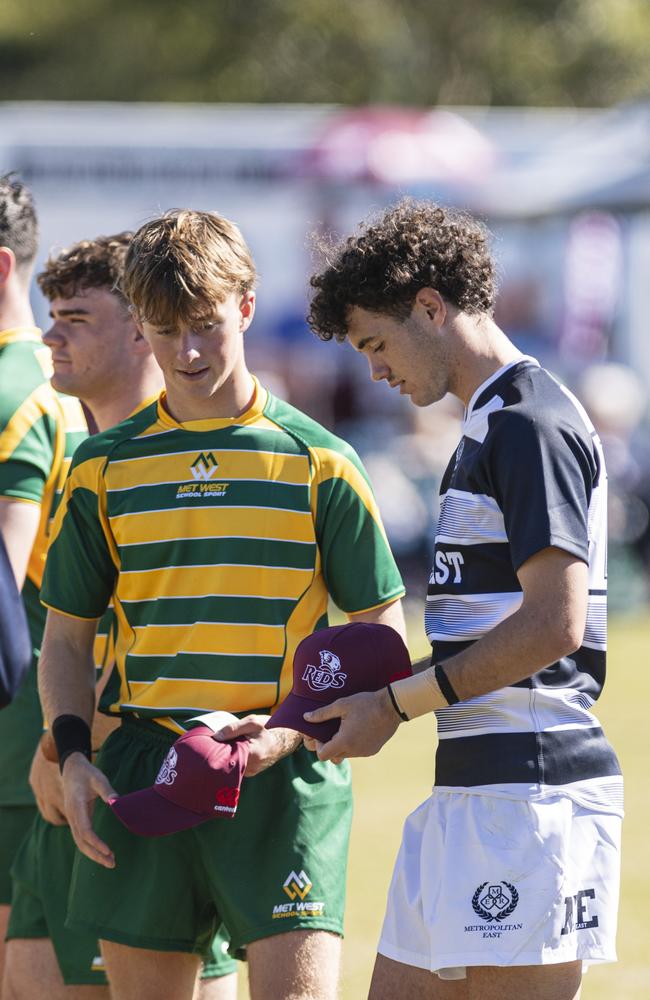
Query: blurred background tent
3 98 648 606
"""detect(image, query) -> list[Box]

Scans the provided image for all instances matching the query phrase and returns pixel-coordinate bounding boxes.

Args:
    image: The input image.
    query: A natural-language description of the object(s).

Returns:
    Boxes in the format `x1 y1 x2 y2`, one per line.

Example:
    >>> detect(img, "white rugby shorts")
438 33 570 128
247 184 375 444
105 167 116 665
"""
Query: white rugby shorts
378 788 621 979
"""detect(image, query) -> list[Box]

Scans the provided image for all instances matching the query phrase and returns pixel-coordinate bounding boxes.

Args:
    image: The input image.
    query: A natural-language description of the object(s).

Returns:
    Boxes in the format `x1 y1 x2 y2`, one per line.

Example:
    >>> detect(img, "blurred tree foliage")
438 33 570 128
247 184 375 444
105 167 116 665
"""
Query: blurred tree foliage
2 0 650 106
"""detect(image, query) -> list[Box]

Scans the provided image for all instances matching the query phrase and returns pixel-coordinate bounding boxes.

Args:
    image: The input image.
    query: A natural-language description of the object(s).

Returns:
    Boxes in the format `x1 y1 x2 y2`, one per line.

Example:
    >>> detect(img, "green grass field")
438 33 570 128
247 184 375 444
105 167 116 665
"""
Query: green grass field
238 612 649 999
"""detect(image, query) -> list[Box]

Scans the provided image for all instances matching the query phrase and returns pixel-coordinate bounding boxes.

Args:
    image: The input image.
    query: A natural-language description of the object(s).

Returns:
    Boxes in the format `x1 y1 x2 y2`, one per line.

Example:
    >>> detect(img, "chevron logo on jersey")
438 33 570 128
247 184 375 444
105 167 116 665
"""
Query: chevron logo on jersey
191 452 219 480
283 870 313 901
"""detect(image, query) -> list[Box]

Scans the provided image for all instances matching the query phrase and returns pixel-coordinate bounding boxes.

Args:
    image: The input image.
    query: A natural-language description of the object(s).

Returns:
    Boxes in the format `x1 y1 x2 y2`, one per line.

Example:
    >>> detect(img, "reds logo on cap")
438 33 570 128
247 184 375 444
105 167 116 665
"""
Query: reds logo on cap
108 727 250 837
266 622 412 743
302 649 348 693
155 747 178 786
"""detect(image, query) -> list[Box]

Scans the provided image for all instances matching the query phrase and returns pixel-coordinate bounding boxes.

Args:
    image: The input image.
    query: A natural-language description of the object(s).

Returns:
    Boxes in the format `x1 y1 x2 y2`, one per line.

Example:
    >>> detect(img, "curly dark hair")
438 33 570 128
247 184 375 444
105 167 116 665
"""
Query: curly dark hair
0 173 38 274
37 232 133 303
308 199 496 342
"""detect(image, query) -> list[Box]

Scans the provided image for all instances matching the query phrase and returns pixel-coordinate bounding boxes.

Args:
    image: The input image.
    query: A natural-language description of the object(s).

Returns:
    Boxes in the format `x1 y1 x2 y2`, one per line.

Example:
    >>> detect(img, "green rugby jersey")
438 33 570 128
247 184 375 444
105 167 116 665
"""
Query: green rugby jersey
42 378 404 735
0 327 88 804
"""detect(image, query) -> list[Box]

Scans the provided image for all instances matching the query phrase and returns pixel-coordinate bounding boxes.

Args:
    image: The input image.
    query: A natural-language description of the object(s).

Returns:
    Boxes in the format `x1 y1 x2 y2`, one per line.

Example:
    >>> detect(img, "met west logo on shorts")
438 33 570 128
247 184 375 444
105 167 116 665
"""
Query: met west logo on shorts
272 869 325 920
283 870 313 901
175 452 229 500
302 650 347 693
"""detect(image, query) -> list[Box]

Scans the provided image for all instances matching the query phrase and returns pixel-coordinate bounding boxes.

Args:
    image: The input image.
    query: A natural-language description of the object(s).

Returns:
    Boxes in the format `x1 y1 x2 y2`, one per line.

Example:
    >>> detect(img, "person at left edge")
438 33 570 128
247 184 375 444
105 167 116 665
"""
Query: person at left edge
0 174 88 980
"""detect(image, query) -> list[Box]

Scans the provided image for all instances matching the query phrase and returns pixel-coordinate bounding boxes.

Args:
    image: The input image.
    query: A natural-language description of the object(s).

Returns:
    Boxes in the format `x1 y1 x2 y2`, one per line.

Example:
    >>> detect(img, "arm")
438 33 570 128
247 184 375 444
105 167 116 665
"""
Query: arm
0 498 40 588
91 659 121 748
38 609 116 867
306 547 587 761
419 548 586 703
33 658 120 826
348 597 406 641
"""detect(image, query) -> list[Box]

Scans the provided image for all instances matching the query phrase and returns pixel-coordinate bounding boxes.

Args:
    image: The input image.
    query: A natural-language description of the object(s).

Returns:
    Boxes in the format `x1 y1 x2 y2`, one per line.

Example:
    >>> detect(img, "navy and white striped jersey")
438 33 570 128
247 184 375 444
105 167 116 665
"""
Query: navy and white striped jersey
429 357 622 815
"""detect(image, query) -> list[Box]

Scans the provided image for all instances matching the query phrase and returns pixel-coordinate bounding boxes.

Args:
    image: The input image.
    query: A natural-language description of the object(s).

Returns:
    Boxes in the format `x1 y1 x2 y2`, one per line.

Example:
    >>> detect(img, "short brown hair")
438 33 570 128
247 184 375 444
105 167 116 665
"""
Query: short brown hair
37 232 132 303
122 210 257 326
308 199 496 342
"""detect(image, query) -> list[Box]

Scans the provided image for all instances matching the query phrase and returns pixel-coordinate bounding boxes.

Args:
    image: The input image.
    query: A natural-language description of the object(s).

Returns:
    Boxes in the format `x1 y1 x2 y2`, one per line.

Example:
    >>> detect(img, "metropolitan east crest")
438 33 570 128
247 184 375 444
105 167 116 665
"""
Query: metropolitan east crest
472 881 519 923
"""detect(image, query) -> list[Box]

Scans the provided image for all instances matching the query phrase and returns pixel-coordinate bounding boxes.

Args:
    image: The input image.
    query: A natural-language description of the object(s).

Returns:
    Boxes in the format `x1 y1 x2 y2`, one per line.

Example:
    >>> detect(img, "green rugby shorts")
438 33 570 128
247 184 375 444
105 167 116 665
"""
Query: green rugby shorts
0 806 37 904
66 718 352 956
7 811 236 983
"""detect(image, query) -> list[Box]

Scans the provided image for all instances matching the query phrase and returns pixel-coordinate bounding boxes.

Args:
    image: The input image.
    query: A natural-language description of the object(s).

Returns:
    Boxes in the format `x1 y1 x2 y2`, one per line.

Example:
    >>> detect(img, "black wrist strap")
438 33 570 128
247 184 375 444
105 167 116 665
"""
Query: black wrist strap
52 715 92 774
386 683 410 722
434 663 460 706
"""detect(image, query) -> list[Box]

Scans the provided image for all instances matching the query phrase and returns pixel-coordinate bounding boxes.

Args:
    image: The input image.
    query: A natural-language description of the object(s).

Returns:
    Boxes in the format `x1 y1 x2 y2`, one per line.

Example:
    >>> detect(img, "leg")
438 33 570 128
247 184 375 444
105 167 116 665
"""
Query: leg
467 962 582 1000
0 805 39 984
368 955 582 1000
197 972 238 1000
247 930 341 1000
0 906 9 983
100 941 201 1000
2 938 110 1000
369 954 467 1000
198 922 237 1000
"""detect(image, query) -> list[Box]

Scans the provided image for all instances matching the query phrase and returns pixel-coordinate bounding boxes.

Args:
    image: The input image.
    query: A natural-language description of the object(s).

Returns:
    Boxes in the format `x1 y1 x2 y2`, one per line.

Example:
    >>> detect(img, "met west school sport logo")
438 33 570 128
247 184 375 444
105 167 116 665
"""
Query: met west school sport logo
176 452 230 499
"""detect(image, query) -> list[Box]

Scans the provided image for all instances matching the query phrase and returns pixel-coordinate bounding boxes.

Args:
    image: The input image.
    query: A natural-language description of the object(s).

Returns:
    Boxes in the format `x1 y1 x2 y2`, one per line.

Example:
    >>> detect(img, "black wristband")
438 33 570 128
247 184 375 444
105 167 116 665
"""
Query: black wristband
386 683 410 722
52 715 92 774
434 663 460 706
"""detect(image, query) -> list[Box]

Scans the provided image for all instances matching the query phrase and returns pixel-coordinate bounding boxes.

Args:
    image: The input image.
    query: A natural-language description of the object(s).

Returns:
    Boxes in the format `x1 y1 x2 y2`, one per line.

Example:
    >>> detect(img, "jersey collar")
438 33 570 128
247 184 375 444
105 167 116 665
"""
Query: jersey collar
463 355 540 425
155 375 268 432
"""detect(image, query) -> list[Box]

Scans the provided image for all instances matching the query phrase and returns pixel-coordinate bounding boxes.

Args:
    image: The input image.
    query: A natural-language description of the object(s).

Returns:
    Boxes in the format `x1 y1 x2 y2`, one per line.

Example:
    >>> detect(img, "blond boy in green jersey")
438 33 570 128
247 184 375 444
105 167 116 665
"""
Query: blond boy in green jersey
39 210 405 1000
4 233 237 1000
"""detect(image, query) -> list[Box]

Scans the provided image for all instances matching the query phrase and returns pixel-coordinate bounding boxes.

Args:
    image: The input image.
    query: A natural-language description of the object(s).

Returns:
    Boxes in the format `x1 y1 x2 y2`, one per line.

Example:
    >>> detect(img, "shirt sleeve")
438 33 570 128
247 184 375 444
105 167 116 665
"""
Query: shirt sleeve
485 411 596 571
41 447 117 619
0 383 57 504
312 443 405 614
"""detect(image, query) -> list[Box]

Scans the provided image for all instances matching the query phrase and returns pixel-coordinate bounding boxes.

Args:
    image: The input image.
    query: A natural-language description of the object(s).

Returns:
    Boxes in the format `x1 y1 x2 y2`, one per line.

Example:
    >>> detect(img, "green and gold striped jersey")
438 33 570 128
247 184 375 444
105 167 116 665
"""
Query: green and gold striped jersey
42 378 404 735
0 327 87 804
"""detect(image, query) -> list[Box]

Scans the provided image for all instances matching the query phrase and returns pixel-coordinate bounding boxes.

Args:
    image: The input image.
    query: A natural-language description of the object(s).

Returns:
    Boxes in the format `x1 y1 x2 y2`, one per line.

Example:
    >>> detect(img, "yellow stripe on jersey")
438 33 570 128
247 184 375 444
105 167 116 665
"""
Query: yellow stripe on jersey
104 448 310 490
109 505 314 546
57 393 89 434
48 454 121 573
121 678 279 718
0 383 59 461
130 621 285 658
118 563 314 602
274 547 328 708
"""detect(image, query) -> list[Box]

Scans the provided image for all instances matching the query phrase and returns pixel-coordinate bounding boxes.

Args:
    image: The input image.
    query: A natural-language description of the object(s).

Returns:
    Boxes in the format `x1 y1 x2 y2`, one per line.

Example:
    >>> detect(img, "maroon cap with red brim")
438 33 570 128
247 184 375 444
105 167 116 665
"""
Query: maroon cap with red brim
266 622 412 742
108 726 250 837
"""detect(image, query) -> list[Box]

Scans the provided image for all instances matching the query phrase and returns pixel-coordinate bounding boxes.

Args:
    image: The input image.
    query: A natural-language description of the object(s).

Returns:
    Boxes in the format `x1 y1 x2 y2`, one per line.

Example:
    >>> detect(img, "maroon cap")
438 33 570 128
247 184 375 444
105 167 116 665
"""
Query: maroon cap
108 726 250 837
266 622 411 742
